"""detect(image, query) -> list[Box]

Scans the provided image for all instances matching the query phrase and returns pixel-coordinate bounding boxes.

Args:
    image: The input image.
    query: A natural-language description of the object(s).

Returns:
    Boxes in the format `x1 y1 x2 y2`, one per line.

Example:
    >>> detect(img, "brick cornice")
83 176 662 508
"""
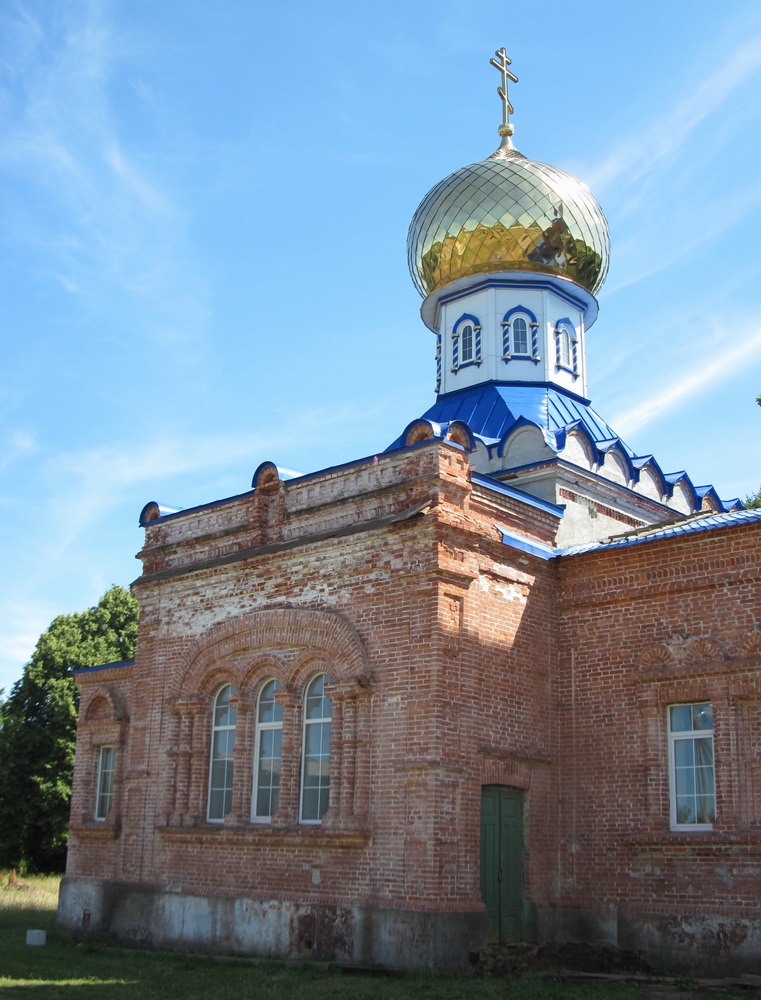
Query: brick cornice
136 495 438 585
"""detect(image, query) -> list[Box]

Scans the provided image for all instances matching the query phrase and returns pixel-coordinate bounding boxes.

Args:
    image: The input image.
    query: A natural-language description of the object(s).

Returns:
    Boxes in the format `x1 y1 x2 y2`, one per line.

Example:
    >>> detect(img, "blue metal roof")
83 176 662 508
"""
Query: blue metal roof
73 659 135 675
559 508 761 557
385 381 738 513
386 382 624 452
472 472 565 517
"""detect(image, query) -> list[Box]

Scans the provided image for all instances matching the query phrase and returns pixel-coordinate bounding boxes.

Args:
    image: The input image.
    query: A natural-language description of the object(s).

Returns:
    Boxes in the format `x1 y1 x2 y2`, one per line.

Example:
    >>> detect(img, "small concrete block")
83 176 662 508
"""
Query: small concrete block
26 929 46 946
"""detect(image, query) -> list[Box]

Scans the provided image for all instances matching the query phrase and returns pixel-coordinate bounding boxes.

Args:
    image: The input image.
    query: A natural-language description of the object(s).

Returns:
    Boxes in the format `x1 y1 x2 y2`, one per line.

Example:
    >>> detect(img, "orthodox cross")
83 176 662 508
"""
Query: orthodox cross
489 48 518 135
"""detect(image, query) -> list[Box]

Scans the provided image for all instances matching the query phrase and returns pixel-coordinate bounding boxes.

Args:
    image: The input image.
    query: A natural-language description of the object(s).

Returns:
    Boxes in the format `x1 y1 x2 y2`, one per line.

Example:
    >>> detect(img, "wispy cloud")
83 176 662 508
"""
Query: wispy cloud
0 602 49 690
42 401 372 554
0 400 378 689
610 326 761 437
0 429 39 473
0 2 209 347
588 37 761 196
585 28 761 307
604 175 761 296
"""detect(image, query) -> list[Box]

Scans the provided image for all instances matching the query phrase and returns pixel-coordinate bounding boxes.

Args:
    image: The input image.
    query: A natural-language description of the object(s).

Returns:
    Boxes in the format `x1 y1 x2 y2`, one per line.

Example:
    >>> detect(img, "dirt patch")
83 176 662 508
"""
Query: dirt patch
537 941 653 974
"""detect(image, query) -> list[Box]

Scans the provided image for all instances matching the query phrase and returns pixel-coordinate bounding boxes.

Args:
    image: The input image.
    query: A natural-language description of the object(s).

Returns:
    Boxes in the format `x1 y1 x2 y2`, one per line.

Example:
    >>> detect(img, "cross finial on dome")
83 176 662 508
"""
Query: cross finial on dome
489 48 518 147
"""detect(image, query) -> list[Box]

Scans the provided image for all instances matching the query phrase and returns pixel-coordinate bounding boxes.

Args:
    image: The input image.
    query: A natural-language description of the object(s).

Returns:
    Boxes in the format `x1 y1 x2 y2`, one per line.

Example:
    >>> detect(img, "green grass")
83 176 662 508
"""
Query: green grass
0 874 750 1000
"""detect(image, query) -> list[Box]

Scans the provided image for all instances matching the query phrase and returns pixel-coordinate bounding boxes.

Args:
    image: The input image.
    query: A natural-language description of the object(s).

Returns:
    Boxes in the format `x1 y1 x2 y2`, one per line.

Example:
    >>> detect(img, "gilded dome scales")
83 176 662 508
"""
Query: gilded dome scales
407 50 610 298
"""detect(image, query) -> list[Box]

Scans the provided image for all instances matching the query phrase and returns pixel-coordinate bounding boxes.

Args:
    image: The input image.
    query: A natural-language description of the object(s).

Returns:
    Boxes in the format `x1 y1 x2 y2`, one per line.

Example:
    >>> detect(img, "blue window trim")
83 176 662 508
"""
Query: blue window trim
554 318 578 378
451 313 482 372
501 305 540 365
435 333 442 393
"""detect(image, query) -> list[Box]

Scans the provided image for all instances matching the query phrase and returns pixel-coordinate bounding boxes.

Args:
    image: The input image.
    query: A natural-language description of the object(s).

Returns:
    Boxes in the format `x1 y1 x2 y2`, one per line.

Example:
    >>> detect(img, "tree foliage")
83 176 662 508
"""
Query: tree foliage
0 585 138 873
745 486 761 510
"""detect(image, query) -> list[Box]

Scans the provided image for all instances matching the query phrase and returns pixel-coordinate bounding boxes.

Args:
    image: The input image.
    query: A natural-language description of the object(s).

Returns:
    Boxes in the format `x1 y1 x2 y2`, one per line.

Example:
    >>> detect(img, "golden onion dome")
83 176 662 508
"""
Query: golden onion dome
407 143 610 298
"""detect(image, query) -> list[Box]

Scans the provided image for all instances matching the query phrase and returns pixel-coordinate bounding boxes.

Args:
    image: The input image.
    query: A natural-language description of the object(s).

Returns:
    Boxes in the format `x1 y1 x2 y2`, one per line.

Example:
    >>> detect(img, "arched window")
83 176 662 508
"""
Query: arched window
207 684 236 822
501 306 538 362
252 678 283 821
95 746 115 821
451 314 481 370
460 323 474 362
300 673 332 823
554 319 578 375
512 316 529 355
559 326 571 367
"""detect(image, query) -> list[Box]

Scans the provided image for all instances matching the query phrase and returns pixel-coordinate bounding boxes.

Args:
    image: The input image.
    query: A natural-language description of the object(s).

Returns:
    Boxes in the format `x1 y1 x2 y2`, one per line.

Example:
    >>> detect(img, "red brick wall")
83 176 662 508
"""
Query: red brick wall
64 439 761 970
67 440 559 923
555 522 761 925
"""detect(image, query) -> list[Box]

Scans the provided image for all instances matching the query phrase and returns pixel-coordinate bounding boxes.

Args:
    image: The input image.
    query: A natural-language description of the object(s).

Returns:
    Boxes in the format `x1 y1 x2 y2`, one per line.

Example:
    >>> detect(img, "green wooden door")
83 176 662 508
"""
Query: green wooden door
480 785 524 942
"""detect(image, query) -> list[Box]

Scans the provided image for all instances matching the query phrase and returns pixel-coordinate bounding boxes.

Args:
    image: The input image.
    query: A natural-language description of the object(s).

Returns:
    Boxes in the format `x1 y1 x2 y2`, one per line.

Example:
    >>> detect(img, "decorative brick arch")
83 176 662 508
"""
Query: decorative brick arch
737 630 761 659
163 607 372 829
240 653 290 693
405 421 436 446
174 606 370 698
290 653 332 695
682 636 728 666
640 643 678 670
479 754 537 789
82 684 129 723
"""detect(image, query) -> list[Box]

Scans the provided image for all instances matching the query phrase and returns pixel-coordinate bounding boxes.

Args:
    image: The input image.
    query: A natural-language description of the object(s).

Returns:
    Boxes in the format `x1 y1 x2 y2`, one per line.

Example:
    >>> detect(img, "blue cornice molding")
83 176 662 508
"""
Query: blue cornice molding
74 659 134 676
420 270 599 333
437 276 592 315
435 380 593 407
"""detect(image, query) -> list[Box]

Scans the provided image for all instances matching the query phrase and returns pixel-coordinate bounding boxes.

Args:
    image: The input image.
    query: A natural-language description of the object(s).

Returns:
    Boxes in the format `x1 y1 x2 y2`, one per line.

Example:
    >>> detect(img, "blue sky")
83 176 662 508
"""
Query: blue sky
3 0 761 693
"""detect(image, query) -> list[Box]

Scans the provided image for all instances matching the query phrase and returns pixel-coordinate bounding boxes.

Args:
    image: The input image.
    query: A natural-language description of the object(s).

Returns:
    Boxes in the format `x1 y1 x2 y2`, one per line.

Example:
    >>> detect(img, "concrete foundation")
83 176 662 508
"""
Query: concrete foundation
539 906 761 976
57 876 486 972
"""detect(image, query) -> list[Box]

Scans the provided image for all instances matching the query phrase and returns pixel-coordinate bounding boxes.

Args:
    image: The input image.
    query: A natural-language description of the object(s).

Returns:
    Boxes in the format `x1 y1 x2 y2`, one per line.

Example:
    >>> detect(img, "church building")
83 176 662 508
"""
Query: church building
58 51 761 975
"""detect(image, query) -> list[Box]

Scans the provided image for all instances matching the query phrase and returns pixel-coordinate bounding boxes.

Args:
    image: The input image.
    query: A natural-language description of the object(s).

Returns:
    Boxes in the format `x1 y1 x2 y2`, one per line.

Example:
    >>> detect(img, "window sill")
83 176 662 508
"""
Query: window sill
157 823 369 850
69 822 121 842
625 830 761 854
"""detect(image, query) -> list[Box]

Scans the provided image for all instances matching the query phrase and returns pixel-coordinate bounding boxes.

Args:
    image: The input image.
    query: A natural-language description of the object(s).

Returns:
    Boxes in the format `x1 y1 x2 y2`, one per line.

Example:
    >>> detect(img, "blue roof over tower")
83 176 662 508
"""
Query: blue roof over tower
392 382 622 450
385 381 742 514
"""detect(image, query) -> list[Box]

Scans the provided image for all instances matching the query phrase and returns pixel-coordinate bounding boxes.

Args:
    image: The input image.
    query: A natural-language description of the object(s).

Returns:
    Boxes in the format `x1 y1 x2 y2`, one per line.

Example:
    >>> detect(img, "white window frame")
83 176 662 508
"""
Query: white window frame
668 702 716 831
207 684 236 823
559 324 572 368
95 745 116 821
300 673 332 824
511 315 530 356
451 315 481 371
251 678 283 823
460 323 474 363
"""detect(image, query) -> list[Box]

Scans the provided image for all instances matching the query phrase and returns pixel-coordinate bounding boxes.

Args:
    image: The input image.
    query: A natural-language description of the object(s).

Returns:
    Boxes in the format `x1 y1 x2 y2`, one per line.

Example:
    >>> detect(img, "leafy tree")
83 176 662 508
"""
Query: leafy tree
0 585 138 873
745 486 761 510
